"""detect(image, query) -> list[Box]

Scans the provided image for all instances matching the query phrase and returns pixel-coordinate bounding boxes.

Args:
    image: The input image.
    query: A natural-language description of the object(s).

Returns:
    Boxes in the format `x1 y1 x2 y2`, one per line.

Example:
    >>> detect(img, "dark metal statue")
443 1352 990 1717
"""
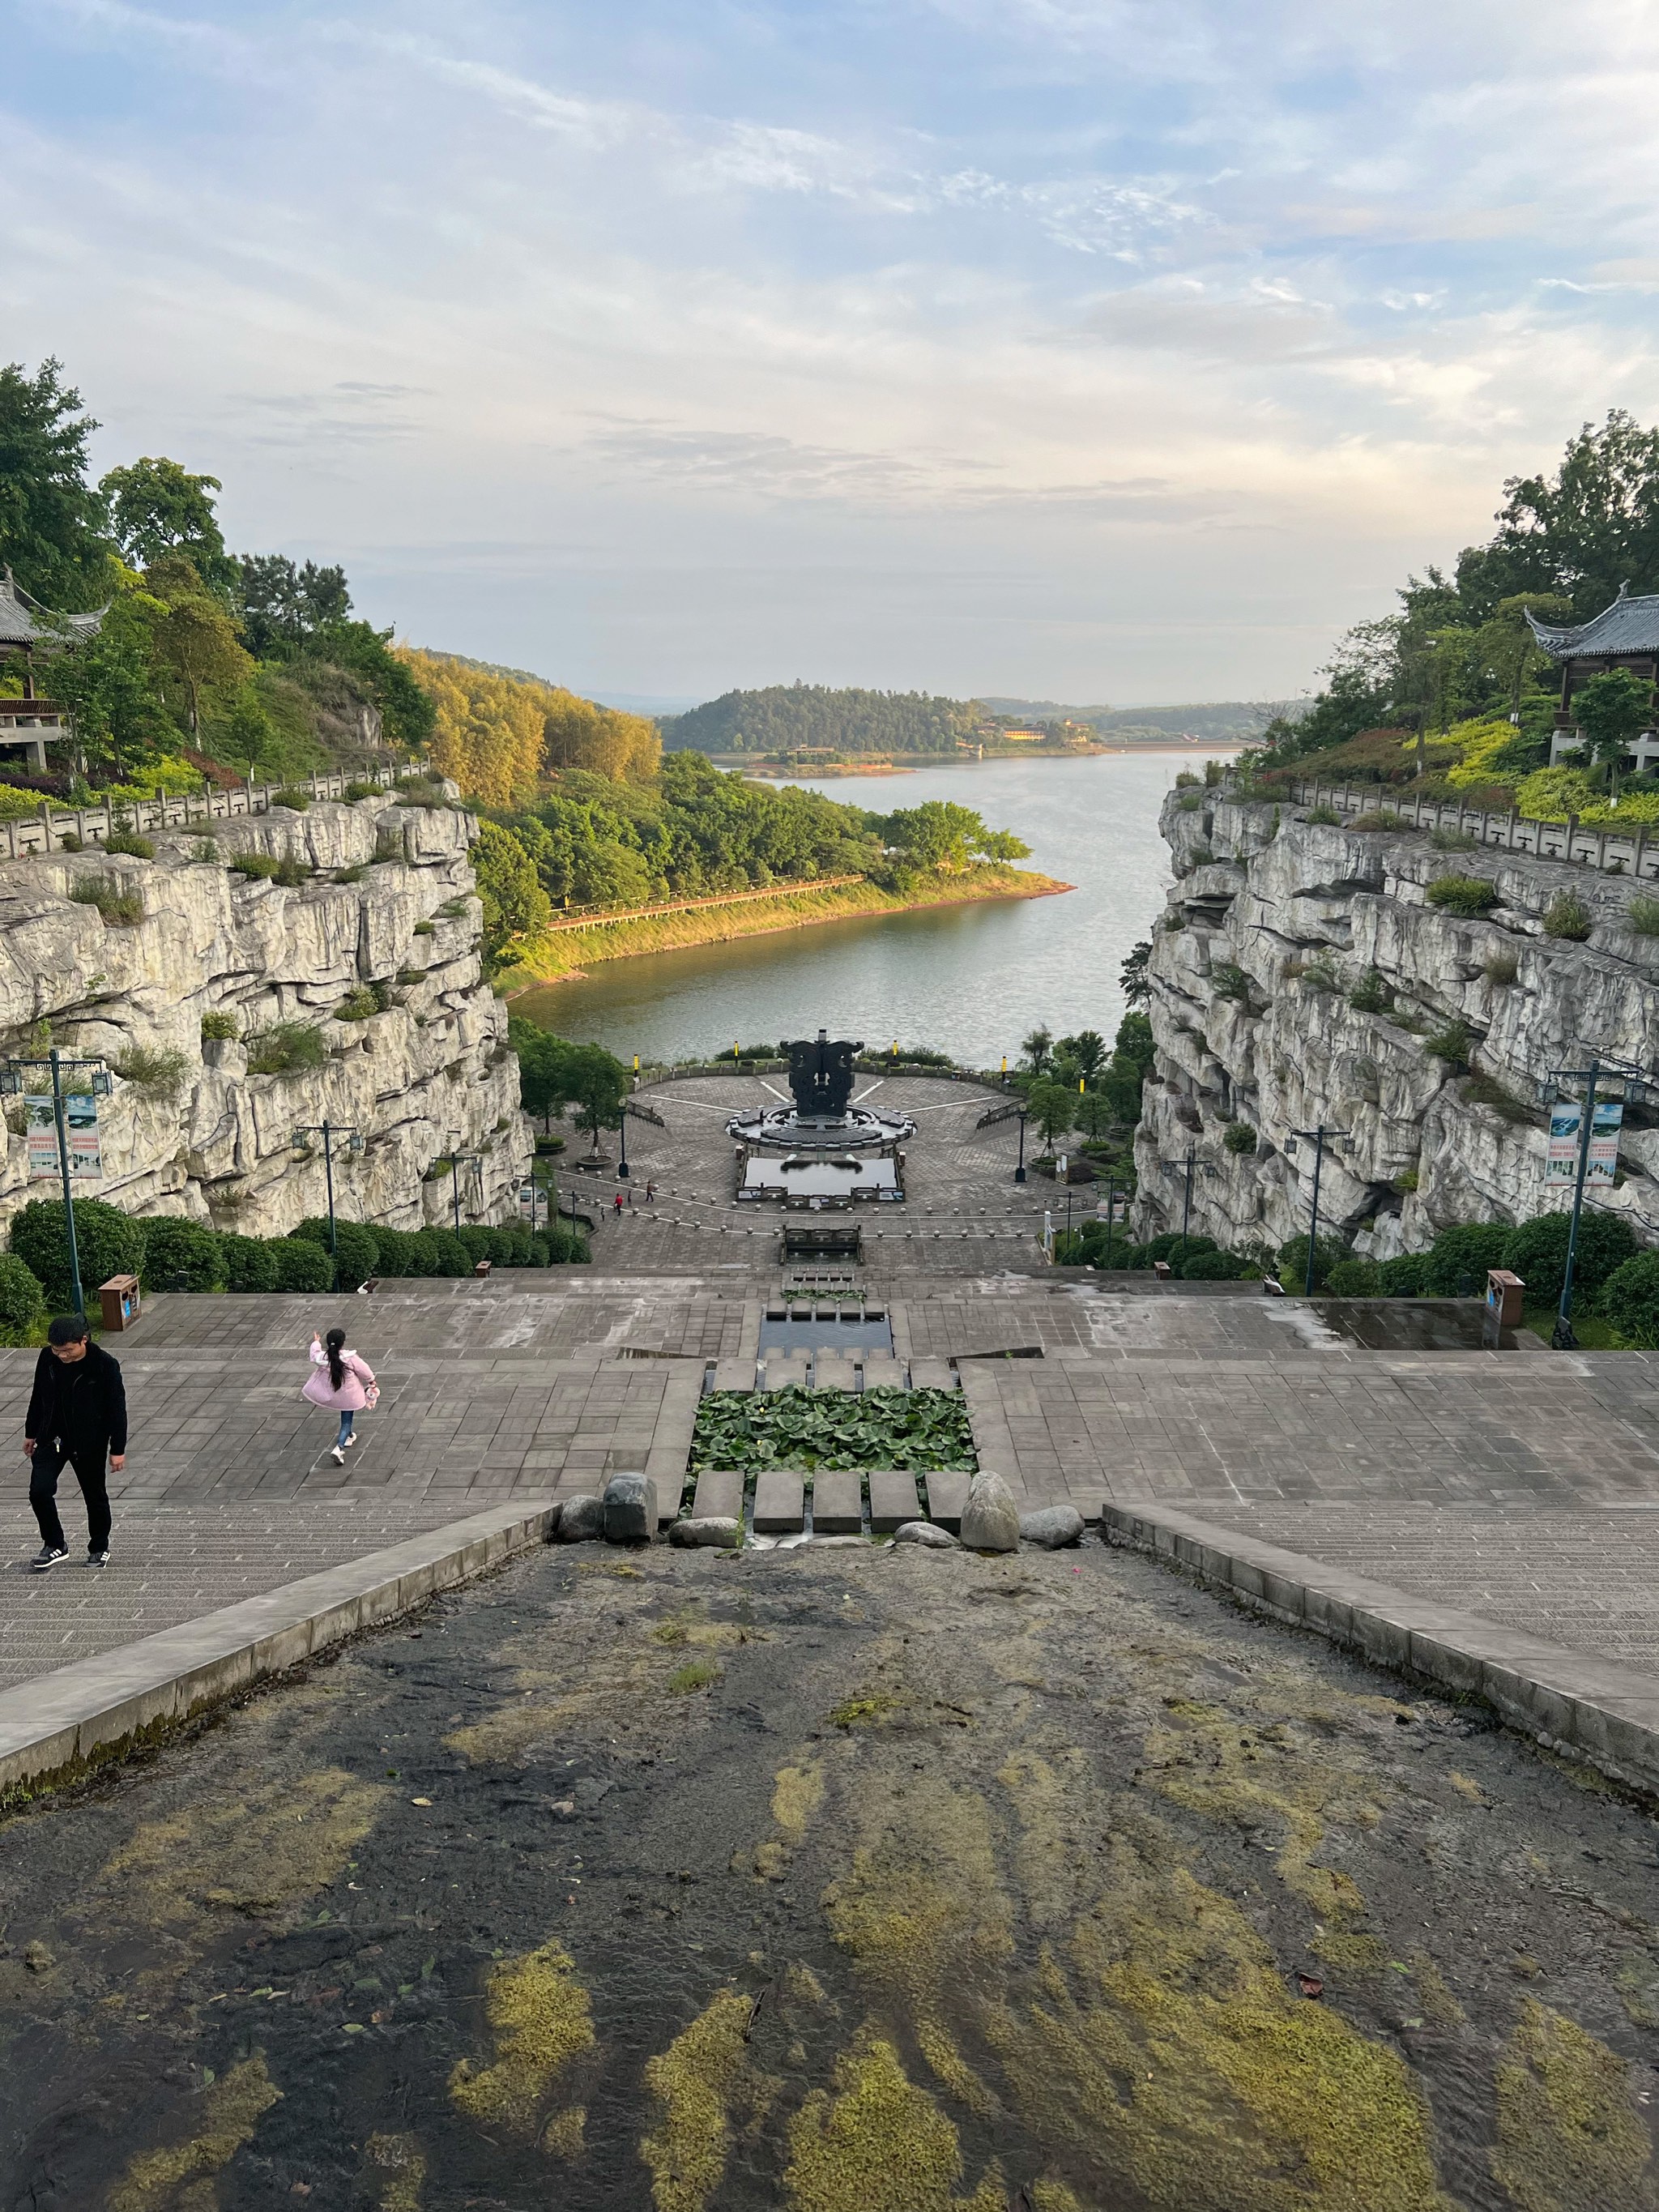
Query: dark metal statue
782 1028 861 1120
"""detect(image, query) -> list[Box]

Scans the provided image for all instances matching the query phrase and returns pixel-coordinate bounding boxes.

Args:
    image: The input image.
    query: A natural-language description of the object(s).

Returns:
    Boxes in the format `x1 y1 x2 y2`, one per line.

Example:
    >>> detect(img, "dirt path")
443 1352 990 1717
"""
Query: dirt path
3 1538 1657 2210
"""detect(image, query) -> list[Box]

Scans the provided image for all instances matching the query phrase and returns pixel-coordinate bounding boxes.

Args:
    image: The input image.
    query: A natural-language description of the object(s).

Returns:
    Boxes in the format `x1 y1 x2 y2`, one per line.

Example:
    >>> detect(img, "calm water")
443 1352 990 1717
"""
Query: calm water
513 754 1222 1065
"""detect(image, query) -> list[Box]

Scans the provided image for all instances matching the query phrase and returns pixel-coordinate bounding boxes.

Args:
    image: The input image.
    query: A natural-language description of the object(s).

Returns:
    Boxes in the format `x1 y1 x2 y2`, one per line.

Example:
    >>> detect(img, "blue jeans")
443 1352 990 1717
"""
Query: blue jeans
335 1411 356 1448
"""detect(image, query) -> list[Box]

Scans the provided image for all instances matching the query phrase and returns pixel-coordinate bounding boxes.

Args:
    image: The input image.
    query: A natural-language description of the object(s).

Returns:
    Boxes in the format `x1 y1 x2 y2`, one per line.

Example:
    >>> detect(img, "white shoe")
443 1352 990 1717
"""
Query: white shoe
331 1446 346 1464
341 1433 358 1448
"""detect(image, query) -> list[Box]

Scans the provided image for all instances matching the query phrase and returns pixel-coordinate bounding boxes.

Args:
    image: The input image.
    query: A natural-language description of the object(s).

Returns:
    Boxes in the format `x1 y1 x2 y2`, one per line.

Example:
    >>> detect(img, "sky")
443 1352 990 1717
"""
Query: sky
7 0 1659 708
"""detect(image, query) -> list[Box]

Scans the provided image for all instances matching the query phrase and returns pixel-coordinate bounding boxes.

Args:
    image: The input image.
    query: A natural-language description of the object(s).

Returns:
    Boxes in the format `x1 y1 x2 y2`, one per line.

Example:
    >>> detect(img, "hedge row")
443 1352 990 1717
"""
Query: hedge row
2 1197 588 1326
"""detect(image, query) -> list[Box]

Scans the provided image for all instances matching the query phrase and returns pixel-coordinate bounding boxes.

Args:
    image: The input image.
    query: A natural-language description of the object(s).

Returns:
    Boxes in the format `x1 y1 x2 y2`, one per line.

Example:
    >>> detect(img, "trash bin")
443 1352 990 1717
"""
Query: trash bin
99 1274 141 1330
472 1258 493 1278
1483 1268 1525 1347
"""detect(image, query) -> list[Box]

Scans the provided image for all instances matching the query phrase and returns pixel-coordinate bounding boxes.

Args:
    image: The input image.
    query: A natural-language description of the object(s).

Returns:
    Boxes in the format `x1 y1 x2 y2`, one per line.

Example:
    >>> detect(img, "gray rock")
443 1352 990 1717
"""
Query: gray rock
669 1515 742 1548
959 1471 1021 1552
556 1493 606 1542
603 1471 659 1544
1019 1505 1086 1548
894 1520 958 1548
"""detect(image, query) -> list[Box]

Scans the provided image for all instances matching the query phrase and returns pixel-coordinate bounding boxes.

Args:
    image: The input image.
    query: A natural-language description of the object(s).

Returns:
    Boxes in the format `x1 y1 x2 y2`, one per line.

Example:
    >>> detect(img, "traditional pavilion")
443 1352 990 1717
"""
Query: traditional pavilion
0 570 104 772
1528 584 1659 774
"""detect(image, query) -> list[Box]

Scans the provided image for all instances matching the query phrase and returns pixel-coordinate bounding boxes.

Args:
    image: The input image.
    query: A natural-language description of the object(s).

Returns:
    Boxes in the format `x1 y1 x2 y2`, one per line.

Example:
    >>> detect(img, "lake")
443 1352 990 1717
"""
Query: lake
512 752 1222 1066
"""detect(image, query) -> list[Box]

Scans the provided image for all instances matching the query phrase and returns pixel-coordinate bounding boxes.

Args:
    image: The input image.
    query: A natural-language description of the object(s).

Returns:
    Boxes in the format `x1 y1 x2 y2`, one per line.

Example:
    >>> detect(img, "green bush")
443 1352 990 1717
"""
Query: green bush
70 875 144 926
1210 963 1252 1004
271 787 312 812
140 1216 227 1292
222 1233 279 1292
454 1224 494 1263
1422 1018 1473 1070
0 1254 47 1344
1419 1222 1511 1296
1503 1210 1637 1309
365 1224 420 1277
1426 875 1499 916
342 780 382 802
230 851 310 886
1277 1232 1347 1293
114 1045 189 1100
1348 968 1392 1014
396 966 428 986
104 831 156 860
413 920 434 937
11 1196 146 1313
246 1023 326 1076
1428 825 1478 851
1350 809 1405 832
267 1236 335 1293
1598 1252 1659 1346
427 1228 473 1277
1180 1248 1250 1280
1482 950 1519 986
1376 1253 1426 1297
1222 1121 1257 1155
293 1216 380 1291
1542 893 1593 942
1626 894 1659 936
1305 805 1341 826
200 1010 240 1042
336 985 381 1022
1324 1258 1381 1296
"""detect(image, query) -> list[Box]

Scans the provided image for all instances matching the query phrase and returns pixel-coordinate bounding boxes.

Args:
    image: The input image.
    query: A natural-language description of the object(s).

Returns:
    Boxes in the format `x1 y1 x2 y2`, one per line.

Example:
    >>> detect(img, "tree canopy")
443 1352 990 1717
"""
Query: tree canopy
0 358 109 609
663 681 981 758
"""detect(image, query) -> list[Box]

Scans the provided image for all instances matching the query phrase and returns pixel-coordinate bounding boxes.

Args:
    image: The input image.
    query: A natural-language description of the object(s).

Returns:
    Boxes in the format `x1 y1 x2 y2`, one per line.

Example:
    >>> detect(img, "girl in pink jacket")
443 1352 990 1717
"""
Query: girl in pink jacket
305 1327 377 1463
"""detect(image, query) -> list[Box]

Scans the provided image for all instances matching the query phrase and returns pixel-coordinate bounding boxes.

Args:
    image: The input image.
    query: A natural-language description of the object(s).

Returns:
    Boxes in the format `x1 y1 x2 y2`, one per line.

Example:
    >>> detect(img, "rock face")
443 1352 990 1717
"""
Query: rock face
1137 788 1659 1258
0 796 531 1238
959 1471 1021 1552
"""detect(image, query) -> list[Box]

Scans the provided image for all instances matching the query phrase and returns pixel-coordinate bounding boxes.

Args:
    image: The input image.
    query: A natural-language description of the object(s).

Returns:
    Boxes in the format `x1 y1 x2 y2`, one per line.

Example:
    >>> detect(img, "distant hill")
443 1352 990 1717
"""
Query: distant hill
663 682 982 756
983 698 1301 741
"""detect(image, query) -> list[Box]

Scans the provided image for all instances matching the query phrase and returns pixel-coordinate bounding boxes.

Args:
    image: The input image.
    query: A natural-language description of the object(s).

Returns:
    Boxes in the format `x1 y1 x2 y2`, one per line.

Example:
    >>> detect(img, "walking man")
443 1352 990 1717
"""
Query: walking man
25 1315 127 1570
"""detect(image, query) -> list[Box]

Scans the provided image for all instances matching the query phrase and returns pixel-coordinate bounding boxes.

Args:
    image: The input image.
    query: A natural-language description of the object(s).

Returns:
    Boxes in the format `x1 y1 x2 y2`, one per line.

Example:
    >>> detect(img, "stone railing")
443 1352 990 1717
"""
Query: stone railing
0 762 403 861
1247 776 1659 883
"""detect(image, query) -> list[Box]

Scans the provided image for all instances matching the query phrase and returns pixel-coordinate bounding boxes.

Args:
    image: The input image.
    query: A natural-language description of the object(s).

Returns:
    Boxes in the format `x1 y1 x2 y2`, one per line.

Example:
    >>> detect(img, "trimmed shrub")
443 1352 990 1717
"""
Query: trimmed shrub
0 1253 47 1344
1376 1253 1426 1297
1426 875 1499 916
11 1197 145 1313
1542 893 1593 942
293 1216 380 1292
1420 1222 1511 1296
427 1228 473 1277
1598 1252 1659 1347
1324 1257 1381 1296
1222 1121 1257 1155
365 1225 421 1278
1503 1210 1637 1309
267 1236 335 1293
139 1216 226 1292
454 1225 495 1263
1180 1248 1250 1280
1277 1232 1348 1293
200 1010 240 1042
223 1233 279 1292
246 1023 326 1077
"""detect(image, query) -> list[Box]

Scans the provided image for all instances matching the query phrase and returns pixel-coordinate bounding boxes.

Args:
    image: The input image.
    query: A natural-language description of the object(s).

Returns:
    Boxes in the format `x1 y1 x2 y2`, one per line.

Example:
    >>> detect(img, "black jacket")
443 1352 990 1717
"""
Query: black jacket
26 1341 127 1454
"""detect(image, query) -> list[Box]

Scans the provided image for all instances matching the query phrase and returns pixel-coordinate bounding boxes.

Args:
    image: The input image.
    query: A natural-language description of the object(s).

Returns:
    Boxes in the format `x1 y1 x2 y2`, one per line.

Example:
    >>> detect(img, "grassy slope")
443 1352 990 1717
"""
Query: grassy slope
497 865 1072 989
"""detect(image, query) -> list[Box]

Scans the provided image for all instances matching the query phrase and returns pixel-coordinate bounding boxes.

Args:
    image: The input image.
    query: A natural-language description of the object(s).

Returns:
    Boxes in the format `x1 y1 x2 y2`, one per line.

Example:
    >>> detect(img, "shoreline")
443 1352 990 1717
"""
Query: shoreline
737 741 1247 779
499 865 1073 993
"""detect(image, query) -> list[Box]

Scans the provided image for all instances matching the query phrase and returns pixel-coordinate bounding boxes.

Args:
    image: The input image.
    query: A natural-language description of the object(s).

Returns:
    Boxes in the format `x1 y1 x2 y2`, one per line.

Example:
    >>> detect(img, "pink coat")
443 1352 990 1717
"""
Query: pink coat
304 1343 376 1411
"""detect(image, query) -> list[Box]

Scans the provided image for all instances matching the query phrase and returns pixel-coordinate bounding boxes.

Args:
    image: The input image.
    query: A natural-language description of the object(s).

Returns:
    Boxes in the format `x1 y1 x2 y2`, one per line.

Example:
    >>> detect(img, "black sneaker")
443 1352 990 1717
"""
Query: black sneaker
87 1548 109 1568
29 1545 67 1573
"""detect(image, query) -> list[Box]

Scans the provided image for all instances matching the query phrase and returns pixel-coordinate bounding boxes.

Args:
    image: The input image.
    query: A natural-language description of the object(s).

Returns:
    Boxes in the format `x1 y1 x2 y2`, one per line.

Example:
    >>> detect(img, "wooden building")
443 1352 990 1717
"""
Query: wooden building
0 570 104 771
1529 586 1659 772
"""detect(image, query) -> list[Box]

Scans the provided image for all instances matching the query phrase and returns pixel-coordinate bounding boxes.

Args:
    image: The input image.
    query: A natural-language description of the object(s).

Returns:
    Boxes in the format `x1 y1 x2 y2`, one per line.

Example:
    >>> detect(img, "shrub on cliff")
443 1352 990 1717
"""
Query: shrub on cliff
246 1022 326 1076
1426 875 1500 916
0 1255 47 1344
293 1216 379 1292
11 1198 145 1312
1503 1211 1636 1309
1542 893 1593 941
1598 1252 1659 1346
140 1216 227 1292
1419 1223 1511 1296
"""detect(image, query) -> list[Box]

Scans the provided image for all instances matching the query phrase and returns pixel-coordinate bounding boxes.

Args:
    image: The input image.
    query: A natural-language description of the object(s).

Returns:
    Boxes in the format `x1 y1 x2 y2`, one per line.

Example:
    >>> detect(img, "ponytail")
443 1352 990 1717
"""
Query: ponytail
326 1327 347 1391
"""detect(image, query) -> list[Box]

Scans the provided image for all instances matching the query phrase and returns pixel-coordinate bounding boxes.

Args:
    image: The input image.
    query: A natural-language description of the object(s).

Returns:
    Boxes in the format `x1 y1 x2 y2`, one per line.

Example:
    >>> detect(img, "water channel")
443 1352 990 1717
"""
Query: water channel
512 751 1230 1065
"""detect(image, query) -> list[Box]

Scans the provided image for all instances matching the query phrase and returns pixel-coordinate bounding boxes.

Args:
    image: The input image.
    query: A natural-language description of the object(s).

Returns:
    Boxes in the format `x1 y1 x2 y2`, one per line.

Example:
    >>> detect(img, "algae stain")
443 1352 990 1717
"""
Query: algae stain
361 2130 427 2212
1491 1998 1656 2212
668 1658 723 1695
449 1939 596 2145
641 1986 778 2212
783 2029 999 2212
109 2056 281 2212
773 1763 825 1844
827 1691 902 1729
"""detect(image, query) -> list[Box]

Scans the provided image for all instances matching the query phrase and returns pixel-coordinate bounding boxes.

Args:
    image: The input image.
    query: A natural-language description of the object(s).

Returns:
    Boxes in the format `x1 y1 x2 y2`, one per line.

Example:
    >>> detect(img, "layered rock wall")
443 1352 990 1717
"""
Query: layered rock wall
1134 789 1659 1258
0 796 531 1237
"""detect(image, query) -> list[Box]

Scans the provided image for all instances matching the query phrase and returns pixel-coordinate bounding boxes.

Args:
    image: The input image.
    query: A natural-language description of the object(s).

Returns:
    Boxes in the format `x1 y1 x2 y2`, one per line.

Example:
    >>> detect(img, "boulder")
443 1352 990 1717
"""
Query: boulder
556 1493 606 1542
669 1515 742 1549
603 1472 659 1544
1019 1505 1086 1548
959 1471 1020 1552
894 1520 957 1548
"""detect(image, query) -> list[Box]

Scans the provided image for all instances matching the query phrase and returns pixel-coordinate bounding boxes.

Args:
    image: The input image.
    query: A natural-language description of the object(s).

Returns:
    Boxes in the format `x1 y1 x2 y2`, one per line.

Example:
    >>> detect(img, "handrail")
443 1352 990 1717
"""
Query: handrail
0 763 407 860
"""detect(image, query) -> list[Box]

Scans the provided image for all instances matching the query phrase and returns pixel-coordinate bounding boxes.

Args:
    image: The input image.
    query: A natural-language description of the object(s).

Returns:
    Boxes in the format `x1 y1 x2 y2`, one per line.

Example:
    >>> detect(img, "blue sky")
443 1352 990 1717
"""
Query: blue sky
7 0 1659 704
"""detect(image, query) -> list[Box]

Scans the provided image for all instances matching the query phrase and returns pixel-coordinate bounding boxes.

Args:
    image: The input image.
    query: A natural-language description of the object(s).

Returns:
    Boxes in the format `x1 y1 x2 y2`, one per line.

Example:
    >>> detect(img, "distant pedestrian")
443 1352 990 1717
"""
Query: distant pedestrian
614 1190 625 1216
24 1314 126 1571
305 1327 378 1465
646 1180 656 1204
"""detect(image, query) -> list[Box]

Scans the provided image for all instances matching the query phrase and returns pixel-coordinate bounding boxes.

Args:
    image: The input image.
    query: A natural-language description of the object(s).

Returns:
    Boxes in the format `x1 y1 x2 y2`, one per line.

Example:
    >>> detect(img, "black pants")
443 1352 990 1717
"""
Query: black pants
29 1438 112 1553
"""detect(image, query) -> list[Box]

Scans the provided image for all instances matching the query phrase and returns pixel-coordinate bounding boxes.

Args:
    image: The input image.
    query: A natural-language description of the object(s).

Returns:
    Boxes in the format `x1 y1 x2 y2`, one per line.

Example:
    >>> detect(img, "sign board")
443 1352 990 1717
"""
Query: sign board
26 1091 101 1180
1546 1099 1623 1183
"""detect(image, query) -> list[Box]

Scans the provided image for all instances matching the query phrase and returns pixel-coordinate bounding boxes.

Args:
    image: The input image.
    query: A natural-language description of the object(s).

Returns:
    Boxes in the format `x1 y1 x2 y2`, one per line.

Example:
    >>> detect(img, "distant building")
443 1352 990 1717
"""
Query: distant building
0 570 104 772
997 727 1047 743
1529 587 1659 773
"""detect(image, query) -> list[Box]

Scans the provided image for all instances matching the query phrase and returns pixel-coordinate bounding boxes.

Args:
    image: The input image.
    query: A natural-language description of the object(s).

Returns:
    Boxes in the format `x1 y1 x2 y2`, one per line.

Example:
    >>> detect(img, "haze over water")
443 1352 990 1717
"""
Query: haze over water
514 753 1223 1066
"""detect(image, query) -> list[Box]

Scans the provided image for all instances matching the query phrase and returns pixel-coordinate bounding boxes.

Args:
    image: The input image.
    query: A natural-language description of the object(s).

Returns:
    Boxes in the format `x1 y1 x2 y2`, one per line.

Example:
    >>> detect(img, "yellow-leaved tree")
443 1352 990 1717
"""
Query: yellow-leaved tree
395 649 659 802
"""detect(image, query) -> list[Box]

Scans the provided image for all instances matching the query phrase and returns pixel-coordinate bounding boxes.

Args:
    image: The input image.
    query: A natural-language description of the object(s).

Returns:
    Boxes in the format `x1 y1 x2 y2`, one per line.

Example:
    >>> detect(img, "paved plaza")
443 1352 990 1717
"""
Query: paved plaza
7 1069 1659 1699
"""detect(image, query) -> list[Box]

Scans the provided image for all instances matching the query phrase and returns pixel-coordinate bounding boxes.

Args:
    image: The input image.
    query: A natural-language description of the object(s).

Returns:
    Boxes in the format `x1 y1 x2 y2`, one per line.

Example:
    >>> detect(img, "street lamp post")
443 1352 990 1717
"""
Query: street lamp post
1537 1053 1657 1347
1014 1108 1029 1184
442 1142 484 1232
1287 1125 1350 1296
0 1049 114 1318
290 1119 365 1257
1159 1147 1217 1268
617 1103 629 1181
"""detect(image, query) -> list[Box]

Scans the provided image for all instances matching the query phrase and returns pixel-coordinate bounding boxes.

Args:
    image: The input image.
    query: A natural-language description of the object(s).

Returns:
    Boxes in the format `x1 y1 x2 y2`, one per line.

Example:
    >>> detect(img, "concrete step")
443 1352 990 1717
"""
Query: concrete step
692 1469 743 1521
869 1470 923 1531
923 1468 971 1531
754 1470 805 1533
811 1469 863 1534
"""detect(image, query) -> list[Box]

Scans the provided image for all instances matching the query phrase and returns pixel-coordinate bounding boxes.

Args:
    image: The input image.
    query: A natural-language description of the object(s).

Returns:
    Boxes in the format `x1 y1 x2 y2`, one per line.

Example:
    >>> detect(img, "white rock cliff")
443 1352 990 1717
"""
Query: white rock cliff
0 796 532 1237
1134 788 1659 1259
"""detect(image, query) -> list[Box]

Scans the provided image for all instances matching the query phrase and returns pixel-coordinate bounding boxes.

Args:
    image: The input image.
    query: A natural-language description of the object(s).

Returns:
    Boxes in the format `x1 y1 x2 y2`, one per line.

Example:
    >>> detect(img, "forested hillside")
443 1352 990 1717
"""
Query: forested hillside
663 682 981 756
397 649 659 805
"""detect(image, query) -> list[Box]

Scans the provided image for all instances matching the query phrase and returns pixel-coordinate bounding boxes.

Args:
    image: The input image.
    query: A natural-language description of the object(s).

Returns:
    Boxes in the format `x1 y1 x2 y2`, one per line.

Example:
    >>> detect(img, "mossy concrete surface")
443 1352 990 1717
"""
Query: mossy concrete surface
2 1538 1657 2209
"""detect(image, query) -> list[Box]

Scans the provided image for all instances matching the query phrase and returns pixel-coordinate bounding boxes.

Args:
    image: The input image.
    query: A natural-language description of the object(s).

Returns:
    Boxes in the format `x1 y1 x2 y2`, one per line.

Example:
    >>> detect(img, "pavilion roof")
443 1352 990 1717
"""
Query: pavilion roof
1527 585 1659 659
0 572 104 651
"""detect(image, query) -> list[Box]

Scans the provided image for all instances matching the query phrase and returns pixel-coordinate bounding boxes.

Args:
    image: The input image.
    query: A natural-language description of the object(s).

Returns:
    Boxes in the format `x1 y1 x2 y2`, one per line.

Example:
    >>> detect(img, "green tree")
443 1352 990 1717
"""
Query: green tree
1056 1029 1107 1083
47 565 178 782
11 1196 145 1313
1503 1209 1637 1308
145 555 254 735
474 820 554 970
139 1217 227 1292
1021 1025 1054 1073
1470 409 1659 621
1573 668 1653 798
882 799 1026 873
1113 1010 1157 1076
0 358 109 609
508 1017 576 1129
221 679 277 780
1598 1251 1659 1346
1120 940 1152 1007
100 457 233 591
1026 1075 1074 1153
236 553 352 654
1475 593 1574 715
563 1042 629 1147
